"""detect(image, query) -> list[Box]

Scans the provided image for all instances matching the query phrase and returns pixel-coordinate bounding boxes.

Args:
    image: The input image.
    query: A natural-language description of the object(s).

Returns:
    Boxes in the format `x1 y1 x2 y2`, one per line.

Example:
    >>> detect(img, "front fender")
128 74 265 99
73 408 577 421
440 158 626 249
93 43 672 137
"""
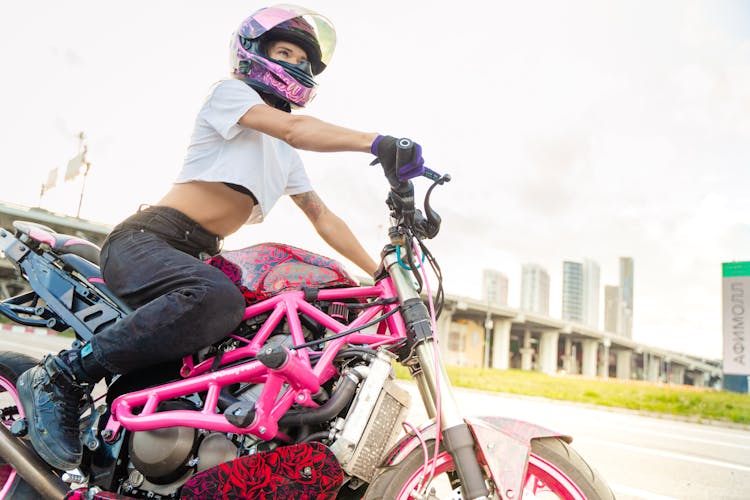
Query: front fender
380 416 571 500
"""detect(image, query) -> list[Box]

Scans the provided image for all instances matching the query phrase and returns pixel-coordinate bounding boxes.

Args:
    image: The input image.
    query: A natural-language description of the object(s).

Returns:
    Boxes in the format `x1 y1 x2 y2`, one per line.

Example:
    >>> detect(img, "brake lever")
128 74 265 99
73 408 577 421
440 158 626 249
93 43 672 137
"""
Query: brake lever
414 172 450 239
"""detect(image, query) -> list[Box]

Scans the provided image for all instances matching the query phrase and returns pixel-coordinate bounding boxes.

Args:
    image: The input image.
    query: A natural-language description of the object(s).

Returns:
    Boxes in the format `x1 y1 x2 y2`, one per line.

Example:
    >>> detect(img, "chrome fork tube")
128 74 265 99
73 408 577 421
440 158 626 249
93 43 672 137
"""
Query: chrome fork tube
411 359 437 419
412 342 463 427
384 253 463 427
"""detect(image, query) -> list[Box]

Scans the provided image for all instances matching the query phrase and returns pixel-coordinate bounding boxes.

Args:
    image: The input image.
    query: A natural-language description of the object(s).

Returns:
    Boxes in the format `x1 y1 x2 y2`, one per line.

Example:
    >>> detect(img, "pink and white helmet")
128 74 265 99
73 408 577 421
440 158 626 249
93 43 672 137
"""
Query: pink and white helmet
230 4 336 110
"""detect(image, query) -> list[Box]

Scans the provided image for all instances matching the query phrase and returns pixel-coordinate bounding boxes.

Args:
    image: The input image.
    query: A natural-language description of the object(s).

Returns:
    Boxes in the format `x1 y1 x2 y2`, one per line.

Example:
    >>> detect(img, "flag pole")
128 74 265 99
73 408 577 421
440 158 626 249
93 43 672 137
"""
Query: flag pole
76 158 90 219
75 132 88 219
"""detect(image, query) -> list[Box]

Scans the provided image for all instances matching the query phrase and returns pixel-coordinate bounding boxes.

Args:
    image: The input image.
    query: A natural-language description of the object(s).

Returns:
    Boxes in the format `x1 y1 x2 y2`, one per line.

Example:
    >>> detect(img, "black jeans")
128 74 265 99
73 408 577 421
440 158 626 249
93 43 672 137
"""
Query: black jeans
91 206 246 374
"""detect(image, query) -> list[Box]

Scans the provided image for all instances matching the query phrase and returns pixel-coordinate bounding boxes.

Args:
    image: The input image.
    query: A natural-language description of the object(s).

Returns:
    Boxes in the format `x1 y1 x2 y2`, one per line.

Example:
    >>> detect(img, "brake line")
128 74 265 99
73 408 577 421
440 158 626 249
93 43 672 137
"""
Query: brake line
414 239 442 492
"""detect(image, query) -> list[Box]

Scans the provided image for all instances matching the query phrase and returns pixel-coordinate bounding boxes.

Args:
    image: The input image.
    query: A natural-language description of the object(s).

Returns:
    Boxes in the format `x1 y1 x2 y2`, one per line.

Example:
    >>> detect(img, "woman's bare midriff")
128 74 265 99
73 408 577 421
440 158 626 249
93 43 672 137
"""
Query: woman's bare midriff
156 181 255 237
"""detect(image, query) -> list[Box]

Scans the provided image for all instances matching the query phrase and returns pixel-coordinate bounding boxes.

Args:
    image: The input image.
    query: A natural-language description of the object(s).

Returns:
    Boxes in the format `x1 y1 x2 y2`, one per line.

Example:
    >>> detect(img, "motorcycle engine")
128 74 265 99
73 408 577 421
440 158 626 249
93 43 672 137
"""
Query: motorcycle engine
125 400 240 496
129 423 196 484
122 335 293 495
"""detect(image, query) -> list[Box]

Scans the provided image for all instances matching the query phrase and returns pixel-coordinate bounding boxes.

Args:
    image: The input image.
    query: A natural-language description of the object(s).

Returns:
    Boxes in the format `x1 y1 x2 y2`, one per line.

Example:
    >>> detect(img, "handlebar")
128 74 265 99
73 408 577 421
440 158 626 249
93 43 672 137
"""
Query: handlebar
384 138 450 241
422 168 442 182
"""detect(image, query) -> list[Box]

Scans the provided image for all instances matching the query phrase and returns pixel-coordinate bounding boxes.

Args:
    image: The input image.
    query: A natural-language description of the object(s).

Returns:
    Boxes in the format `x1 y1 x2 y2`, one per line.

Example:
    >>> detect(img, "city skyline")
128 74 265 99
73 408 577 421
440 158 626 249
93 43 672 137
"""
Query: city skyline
490 257 631 336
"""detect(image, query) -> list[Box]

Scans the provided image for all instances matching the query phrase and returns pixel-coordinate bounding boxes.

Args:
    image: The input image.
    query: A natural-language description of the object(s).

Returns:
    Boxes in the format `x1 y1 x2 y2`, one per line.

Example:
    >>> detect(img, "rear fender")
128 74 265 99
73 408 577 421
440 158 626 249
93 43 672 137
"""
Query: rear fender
380 416 571 500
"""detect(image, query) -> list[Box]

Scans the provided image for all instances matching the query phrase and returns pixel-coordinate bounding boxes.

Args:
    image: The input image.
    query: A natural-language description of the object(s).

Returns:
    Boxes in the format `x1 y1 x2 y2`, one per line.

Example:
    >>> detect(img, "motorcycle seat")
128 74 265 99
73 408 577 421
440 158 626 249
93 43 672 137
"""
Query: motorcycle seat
10 221 131 312
12 220 101 265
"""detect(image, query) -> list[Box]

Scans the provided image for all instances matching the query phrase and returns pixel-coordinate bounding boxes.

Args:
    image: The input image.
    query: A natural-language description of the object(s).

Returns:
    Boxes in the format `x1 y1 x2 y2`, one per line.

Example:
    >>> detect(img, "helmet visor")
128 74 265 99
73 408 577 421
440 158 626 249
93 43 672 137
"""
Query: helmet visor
241 4 336 68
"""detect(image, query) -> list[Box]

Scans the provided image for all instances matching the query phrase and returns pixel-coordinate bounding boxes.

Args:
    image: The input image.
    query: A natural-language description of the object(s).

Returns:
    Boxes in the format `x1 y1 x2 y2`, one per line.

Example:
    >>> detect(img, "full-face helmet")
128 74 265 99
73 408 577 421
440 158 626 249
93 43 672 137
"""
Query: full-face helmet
230 4 336 111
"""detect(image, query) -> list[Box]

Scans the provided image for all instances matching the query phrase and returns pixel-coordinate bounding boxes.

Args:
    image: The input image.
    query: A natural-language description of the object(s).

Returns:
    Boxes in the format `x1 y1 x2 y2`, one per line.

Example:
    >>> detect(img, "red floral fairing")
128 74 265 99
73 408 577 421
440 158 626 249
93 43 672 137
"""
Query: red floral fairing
65 443 342 500
180 442 343 499
207 243 358 305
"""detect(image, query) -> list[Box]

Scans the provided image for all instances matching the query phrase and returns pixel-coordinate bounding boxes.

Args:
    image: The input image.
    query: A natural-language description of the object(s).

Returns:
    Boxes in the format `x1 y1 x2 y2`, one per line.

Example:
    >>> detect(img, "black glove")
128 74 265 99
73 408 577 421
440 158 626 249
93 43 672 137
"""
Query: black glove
370 135 425 188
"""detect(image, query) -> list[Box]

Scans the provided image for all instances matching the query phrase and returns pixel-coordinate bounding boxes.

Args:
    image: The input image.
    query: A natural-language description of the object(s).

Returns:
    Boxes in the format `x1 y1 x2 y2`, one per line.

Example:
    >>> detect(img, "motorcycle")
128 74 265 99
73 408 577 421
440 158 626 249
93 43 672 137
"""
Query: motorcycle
0 140 614 499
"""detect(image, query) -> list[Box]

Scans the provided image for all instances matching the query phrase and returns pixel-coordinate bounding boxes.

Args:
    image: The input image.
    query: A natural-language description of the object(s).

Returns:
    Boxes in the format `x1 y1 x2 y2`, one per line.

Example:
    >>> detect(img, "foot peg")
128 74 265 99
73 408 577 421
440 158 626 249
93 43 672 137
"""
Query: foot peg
10 418 28 438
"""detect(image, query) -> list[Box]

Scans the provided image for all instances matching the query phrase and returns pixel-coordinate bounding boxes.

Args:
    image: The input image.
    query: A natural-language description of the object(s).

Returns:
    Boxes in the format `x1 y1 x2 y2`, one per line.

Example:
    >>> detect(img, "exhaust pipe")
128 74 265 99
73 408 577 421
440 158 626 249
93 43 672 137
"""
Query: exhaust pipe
0 424 69 499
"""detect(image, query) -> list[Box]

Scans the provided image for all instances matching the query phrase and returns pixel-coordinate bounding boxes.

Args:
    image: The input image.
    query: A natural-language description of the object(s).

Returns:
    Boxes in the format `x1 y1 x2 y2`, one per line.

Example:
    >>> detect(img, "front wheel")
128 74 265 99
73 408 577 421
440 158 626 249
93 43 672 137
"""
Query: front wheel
364 437 614 499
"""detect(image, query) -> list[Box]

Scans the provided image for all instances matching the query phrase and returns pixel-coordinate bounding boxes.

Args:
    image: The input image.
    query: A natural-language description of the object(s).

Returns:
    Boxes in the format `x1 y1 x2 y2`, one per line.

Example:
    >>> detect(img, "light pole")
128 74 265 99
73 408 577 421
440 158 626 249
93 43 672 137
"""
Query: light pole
75 132 91 219
484 301 493 369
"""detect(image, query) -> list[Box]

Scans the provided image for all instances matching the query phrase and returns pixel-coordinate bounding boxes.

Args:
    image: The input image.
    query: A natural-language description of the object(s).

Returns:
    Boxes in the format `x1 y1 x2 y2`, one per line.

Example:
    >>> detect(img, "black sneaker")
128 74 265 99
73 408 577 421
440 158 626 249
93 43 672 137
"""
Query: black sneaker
17 354 91 470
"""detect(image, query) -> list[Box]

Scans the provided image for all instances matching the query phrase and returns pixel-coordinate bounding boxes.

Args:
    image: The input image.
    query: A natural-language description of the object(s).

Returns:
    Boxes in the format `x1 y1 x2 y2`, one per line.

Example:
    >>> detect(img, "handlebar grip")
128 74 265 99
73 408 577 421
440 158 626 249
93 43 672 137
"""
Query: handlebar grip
395 138 414 168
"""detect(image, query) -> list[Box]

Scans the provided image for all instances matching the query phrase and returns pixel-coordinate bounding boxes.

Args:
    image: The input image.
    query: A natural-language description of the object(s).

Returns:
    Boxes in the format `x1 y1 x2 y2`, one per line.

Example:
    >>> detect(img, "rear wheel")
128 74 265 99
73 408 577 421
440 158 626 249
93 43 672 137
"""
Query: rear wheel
0 351 42 499
364 437 614 499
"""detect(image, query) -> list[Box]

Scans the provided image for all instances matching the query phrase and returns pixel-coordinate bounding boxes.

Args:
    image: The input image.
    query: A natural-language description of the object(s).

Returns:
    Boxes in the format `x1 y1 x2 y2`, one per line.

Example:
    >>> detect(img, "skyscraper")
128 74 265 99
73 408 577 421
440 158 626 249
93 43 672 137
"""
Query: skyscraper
582 259 600 329
482 269 508 306
604 285 619 333
520 264 550 315
562 261 583 323
618 257 634 338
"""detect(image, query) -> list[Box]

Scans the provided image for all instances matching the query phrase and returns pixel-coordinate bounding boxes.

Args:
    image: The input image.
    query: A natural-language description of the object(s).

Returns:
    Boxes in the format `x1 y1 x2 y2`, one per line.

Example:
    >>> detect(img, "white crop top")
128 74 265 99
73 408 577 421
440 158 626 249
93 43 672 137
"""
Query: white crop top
176 79 313 224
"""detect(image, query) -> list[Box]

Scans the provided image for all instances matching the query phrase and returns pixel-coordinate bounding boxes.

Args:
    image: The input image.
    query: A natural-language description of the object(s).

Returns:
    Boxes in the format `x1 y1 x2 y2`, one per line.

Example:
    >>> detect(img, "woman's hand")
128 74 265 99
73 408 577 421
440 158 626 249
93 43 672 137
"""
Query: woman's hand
370 135 426 188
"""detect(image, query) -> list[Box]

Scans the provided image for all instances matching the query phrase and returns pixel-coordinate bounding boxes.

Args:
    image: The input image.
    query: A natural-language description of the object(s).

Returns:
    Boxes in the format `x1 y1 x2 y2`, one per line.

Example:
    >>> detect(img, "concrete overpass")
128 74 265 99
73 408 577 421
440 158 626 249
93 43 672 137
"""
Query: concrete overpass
436 294 722 387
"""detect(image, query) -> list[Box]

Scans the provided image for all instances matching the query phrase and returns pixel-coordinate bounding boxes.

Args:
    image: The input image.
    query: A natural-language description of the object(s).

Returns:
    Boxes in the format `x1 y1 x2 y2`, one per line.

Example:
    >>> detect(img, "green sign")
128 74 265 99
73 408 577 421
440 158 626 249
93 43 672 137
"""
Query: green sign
723 262 750 375
723 262 750 277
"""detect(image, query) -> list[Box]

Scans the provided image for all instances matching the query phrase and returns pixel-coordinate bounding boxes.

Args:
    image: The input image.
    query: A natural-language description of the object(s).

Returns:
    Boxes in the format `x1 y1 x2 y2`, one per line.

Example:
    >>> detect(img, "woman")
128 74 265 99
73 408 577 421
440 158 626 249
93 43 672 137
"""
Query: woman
18 4 425 471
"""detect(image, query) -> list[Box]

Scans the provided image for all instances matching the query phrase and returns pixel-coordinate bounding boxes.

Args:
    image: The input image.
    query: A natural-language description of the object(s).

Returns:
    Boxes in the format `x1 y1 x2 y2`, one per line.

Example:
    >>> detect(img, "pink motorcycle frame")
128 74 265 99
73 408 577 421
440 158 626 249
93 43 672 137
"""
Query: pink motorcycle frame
103 279 405 441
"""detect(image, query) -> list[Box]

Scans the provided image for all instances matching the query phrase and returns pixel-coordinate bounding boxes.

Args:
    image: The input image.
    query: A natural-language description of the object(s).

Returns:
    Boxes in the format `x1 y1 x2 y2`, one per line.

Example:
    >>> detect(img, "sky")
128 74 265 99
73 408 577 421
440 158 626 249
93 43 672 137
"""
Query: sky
1 0 748 359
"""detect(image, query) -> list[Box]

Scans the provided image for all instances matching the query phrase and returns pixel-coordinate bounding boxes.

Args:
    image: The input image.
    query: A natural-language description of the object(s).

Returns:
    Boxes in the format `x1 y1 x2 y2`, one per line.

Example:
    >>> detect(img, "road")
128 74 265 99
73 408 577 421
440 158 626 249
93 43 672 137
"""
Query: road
1 329 749 499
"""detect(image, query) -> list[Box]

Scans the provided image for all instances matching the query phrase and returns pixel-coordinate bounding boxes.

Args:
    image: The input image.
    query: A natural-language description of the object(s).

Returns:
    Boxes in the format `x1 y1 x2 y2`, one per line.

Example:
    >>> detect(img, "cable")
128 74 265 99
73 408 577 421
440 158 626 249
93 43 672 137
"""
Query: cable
402 215 448 498
413 239 442 490
291 306 401 350
396 244 425 271
410 234 425 294
346 297 399 310
401 420 432 495
417 237 444 319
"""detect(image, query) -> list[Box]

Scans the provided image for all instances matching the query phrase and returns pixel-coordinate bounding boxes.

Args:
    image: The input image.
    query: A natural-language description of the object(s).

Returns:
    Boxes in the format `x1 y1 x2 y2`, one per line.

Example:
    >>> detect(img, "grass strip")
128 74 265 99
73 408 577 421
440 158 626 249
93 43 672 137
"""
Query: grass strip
395 365 750 425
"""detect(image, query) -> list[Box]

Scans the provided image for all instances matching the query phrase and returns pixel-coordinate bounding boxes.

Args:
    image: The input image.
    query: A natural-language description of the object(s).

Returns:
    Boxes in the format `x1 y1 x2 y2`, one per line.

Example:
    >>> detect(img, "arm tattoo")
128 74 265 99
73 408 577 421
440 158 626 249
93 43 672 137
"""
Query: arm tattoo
292 191 327 221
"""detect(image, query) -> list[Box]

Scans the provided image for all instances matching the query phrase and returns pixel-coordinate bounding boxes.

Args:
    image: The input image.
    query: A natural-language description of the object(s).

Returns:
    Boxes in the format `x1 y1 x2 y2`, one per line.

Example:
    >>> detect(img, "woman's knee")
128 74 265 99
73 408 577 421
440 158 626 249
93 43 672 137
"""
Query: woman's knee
202 277 246 328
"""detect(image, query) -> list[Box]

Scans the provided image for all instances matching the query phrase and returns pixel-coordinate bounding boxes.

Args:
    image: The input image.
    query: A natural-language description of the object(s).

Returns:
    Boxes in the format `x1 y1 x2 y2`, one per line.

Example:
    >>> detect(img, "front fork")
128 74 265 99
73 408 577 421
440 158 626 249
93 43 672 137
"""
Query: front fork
385 252 490 500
